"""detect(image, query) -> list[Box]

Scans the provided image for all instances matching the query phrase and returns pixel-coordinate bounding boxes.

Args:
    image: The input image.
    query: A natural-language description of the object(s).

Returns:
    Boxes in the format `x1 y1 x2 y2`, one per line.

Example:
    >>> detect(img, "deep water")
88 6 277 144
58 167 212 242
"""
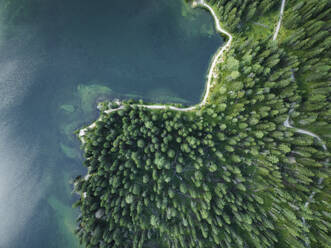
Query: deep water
0 0 221 247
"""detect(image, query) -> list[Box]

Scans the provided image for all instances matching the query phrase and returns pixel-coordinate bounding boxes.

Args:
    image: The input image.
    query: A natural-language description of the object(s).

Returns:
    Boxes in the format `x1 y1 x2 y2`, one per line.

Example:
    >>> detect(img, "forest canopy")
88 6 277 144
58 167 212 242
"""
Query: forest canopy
74 0 330 247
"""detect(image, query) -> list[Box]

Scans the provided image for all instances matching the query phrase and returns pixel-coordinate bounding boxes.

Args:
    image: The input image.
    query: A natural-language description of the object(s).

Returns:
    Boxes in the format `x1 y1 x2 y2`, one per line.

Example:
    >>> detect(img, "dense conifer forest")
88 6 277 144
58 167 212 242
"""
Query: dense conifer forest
74 0 330 247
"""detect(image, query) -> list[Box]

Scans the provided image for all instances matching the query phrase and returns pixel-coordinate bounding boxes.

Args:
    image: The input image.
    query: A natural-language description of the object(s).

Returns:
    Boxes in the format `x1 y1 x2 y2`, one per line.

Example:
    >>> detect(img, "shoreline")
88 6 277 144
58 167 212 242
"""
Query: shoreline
79 0 233 143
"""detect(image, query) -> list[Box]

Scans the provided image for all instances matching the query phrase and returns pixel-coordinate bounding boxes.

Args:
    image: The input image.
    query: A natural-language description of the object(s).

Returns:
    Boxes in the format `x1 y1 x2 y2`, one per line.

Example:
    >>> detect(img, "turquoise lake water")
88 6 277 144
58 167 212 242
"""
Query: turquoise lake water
0 0 221 247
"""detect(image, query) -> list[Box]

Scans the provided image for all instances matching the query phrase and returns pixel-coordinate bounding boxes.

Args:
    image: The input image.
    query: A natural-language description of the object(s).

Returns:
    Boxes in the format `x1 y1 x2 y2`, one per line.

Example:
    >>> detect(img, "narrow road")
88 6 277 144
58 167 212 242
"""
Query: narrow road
284 106 329 244
273 0 330 238
274 0 328 241
273 0 328 243
284 110 327 151
273 0 286 40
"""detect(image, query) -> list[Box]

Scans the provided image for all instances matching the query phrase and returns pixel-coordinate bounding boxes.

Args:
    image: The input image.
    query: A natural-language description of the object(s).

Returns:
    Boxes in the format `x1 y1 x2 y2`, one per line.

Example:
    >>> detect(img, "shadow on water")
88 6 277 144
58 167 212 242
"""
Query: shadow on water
0 0 221 247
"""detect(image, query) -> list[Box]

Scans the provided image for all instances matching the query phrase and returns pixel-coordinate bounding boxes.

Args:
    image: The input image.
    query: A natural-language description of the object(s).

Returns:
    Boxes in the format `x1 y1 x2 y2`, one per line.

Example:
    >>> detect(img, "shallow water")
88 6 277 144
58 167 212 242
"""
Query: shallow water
0 0 221 247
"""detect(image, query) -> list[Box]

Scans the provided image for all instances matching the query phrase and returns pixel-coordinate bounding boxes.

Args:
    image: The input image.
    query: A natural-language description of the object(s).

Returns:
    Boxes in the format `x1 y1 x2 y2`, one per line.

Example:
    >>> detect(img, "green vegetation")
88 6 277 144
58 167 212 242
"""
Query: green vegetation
73 0 330 247
205 0 279 32
282 0 331 148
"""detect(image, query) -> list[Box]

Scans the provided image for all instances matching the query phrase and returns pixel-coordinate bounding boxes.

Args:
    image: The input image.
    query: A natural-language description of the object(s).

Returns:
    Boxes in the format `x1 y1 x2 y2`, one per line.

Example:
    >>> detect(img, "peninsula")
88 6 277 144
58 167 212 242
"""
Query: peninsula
74 0 330 247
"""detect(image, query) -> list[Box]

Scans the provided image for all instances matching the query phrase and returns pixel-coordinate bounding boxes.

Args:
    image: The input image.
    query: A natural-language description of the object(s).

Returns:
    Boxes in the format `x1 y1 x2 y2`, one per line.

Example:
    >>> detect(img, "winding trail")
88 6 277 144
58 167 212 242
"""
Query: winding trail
285 106 329 245
273 0 286 40
284 109 328 152
274 0 328 242
275 0 328 243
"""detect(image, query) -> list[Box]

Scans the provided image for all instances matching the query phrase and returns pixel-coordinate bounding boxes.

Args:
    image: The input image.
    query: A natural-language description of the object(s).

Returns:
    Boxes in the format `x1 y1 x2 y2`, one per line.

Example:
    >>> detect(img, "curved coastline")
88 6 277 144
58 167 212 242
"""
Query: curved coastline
79 0 286 129
79 0 233 141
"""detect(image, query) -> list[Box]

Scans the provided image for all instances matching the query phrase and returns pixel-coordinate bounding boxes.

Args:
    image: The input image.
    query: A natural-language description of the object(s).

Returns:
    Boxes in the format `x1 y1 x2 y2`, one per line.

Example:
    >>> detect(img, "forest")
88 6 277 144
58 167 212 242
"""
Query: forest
73 0 330 247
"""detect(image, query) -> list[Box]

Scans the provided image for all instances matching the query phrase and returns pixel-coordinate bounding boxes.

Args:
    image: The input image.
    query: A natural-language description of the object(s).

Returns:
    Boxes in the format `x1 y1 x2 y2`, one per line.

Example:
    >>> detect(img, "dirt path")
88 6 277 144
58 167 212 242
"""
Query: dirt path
273 0 286 40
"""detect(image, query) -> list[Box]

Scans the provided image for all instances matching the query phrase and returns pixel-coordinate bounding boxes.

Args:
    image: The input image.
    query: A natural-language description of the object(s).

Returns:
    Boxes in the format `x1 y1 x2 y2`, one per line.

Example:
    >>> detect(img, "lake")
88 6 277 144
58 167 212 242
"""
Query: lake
0 0 221 247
